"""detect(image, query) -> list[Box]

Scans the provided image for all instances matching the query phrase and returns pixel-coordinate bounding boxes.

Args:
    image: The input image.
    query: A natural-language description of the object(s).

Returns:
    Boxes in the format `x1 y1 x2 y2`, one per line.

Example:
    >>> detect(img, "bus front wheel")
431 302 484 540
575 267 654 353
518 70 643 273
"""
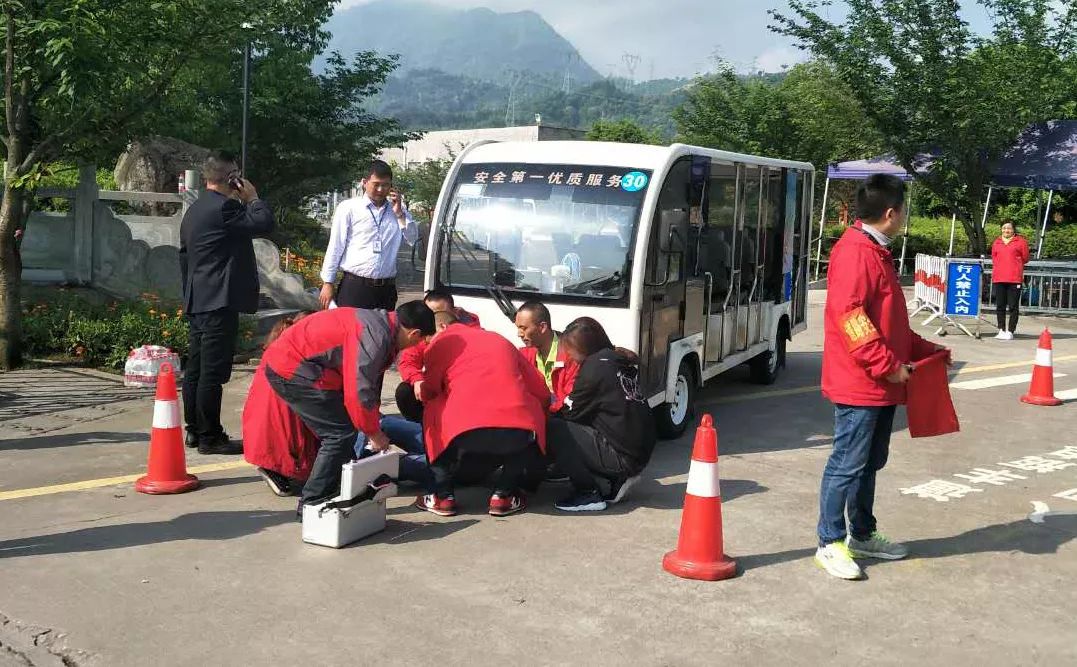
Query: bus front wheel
749 325 787 385
655 360 696 439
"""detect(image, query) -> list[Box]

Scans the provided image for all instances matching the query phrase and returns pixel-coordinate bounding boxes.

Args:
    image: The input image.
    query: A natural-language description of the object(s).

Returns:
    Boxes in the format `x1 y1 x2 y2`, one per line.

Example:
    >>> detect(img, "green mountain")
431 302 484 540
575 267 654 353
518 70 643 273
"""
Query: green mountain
323 0 601 83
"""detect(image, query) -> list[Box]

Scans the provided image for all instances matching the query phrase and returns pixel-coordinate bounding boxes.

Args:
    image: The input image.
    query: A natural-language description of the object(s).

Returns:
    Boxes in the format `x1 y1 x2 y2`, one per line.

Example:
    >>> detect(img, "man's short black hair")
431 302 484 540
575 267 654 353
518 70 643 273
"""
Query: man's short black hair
368 159 393 180
855 174 906 222
396 300 435 336
203 151 238 185
424 288 455 307
517 300 551 326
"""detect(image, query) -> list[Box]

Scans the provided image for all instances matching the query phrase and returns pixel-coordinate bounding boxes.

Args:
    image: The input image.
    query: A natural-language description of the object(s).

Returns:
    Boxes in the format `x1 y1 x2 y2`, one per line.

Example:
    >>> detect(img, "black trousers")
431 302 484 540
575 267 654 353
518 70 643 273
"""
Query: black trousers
431 428 537 496
265 367 358 504
336 273 397 311
994 282 1022 332
546 417 635 494
182 309 239 444
394 382 424 423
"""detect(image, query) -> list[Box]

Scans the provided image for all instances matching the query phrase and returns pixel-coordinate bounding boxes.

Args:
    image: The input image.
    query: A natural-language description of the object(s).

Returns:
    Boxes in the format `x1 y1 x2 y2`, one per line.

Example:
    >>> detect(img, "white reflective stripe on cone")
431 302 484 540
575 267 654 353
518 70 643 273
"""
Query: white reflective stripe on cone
152 400 181 429
685 460 721 498
1035 348 1053 367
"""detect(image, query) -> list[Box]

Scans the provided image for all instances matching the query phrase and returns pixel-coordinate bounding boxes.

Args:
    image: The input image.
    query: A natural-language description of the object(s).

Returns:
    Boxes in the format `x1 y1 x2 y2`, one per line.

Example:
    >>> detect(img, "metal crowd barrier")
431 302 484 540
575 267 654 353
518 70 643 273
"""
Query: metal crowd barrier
980 259 1077 316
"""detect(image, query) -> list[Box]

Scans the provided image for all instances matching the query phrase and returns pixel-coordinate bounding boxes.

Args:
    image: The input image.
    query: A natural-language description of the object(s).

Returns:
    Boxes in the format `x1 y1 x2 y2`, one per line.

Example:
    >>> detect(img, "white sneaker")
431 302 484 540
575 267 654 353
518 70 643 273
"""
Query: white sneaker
994 330 1007 340
814 541 864 580
1001 330 1014 341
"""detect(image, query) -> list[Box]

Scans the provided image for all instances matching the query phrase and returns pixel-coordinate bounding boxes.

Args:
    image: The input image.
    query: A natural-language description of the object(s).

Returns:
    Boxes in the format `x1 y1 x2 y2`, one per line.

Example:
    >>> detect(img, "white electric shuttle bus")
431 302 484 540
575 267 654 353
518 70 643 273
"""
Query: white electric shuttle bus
423 141 814 437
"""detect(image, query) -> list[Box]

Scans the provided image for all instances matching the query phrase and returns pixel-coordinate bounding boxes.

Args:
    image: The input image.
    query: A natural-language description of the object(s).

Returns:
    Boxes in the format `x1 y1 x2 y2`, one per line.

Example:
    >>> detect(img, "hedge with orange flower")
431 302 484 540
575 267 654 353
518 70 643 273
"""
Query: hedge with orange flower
22 290 254 369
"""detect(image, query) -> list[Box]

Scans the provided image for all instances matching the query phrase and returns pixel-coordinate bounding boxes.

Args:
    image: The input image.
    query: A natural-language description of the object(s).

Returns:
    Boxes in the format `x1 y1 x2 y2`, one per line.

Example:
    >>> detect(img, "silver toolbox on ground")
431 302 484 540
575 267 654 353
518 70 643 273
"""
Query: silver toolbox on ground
301 452 401 549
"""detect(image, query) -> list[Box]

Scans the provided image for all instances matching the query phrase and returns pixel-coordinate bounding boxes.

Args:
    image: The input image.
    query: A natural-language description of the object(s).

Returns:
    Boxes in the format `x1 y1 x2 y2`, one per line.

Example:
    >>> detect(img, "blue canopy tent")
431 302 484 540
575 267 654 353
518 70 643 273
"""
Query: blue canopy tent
814 155 930 278
990 120 1077 257
812 122 1077 278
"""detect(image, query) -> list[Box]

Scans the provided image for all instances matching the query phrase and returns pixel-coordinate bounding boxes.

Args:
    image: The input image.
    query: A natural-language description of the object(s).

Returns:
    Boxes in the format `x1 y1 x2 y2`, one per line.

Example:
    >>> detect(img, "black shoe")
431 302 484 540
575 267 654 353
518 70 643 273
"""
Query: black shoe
185 431 198 449
257 467 292 497
197 434 243 456
554 489 608 512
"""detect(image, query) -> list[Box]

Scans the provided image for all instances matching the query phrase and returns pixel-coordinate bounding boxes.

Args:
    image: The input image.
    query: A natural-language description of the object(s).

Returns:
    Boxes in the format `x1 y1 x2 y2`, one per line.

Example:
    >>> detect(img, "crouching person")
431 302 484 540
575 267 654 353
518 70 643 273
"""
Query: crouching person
263 301 434 509
548 317 656 512
415 311 551 517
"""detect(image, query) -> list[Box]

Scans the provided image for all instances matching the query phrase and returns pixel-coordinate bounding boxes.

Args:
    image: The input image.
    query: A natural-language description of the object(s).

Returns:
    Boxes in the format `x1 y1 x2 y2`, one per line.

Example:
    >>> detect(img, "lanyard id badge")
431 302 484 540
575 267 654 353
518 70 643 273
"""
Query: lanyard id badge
369 203 387 254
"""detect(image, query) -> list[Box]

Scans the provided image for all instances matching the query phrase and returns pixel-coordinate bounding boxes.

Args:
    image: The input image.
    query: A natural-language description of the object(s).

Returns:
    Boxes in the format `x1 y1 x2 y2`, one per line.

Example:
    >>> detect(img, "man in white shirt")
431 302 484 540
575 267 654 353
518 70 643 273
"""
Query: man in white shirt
319 160 418 310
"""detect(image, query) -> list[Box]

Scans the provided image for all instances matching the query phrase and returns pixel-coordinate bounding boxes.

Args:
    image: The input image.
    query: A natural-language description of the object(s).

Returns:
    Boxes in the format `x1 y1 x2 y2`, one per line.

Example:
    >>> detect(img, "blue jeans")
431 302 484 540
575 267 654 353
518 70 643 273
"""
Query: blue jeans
817 404 896 546
355 415 435 493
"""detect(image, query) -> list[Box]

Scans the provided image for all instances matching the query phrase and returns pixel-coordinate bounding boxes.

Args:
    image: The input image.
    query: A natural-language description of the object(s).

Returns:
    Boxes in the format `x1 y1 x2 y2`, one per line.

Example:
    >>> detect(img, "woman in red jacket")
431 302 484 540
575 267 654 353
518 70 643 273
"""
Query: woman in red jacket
243 312 332 496
991 220 1031 340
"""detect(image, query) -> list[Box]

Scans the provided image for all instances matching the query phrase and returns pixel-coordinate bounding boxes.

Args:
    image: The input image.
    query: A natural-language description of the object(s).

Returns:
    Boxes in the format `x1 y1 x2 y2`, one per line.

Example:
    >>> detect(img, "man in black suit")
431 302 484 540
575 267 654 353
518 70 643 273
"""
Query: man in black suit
179 152 274 455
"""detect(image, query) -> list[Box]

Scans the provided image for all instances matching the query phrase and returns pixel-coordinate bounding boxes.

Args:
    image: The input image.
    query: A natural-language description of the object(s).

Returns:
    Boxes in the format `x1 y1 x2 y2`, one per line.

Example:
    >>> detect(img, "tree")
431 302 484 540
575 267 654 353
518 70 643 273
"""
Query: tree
154 44 408 216
586 119 662 145
673 60 883 173
770 0 1077 254
394 156 455 222
0 1 335 369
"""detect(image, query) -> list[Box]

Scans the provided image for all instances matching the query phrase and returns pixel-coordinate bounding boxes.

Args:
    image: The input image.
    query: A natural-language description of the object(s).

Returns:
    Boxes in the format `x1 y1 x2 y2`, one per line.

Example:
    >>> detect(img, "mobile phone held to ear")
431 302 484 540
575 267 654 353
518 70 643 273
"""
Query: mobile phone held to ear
229 174 244 190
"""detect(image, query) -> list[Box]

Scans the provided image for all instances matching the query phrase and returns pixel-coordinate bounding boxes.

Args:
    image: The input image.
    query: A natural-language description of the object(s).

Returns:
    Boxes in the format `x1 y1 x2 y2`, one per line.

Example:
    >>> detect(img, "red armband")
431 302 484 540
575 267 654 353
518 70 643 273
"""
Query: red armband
840 307 881 352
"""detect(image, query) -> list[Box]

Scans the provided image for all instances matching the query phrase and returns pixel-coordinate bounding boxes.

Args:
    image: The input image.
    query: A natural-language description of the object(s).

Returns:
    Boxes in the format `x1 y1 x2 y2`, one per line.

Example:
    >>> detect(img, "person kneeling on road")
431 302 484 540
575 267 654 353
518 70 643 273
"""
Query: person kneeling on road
415 310 551 517
816 174 949 580
547 317 656 512
262 301 434 509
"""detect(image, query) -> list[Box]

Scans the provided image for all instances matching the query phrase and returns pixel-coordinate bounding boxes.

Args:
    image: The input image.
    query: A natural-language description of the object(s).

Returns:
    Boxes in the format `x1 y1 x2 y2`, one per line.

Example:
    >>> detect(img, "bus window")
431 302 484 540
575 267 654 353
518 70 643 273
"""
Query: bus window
739 166 761 305
704 162 737 306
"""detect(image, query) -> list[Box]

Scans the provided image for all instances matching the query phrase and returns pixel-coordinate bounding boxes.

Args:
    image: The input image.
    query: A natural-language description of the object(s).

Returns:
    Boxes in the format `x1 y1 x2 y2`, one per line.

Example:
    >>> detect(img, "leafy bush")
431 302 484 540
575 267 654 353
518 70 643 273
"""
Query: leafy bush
22 290 255 370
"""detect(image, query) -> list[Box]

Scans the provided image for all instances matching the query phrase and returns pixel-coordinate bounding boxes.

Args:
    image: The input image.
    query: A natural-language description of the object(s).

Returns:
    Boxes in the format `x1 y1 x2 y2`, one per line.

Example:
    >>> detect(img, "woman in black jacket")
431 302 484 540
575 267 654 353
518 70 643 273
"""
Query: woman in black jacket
548 317 657 512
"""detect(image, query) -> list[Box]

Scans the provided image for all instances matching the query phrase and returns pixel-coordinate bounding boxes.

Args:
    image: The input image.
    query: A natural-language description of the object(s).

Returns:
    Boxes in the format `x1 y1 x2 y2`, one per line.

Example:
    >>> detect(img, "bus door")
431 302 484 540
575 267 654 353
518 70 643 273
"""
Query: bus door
792 169 812 328
702 162 738 363
640 157 691 396
736 165 762 352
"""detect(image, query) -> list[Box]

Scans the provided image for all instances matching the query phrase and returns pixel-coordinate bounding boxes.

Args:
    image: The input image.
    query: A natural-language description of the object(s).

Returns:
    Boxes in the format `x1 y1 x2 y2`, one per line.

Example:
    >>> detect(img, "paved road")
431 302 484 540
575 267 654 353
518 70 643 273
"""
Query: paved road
1 293 1075 665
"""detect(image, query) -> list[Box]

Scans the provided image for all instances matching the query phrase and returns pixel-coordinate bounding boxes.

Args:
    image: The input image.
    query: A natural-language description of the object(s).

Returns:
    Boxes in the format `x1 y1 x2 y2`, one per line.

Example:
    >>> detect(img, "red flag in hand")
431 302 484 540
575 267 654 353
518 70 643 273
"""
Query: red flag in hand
906 350 960 438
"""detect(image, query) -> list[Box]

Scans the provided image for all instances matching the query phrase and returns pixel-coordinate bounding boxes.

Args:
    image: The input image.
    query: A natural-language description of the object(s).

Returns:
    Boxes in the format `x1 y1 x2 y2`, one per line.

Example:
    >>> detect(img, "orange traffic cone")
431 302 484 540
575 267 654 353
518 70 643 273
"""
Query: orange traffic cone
662 414 737 581
1021 328 1062 407
135 363 200 494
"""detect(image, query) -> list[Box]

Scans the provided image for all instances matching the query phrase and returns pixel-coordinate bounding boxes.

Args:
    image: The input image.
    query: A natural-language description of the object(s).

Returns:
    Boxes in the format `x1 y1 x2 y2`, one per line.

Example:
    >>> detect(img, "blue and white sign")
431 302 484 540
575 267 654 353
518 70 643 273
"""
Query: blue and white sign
944 261 982 317
621 171 649 192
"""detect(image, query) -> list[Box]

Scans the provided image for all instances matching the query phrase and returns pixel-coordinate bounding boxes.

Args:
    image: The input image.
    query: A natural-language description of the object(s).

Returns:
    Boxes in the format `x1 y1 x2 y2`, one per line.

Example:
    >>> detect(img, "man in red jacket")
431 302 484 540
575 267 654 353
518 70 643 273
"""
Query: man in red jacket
416 311 552 517
394 288 481 423
817 174 948 580
515 301 579 412
264 301 435 506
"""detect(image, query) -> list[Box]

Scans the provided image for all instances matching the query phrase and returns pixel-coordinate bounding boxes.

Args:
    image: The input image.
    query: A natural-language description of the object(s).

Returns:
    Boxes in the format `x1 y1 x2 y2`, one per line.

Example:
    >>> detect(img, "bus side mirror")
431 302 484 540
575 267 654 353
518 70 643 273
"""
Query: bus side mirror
659 209 688 253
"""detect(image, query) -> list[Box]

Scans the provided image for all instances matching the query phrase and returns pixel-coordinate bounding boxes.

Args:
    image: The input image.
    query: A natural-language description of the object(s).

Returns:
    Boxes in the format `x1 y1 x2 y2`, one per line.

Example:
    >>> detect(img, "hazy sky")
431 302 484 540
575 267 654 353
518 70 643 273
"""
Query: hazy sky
337 0 996 79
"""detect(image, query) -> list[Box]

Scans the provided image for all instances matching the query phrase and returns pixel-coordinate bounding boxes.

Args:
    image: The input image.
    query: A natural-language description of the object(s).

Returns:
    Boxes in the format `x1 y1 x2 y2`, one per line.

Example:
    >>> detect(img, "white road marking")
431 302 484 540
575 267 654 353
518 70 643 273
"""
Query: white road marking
1051 387 1077 401
950 373 1063 390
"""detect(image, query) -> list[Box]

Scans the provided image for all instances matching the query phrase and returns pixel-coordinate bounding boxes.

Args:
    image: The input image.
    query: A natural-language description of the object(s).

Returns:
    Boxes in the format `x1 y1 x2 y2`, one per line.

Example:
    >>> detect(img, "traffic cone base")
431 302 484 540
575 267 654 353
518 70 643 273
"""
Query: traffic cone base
662 414 738 581
136 362 200 495
662 550 737 581
135 474 200 495
1021 329 1062 407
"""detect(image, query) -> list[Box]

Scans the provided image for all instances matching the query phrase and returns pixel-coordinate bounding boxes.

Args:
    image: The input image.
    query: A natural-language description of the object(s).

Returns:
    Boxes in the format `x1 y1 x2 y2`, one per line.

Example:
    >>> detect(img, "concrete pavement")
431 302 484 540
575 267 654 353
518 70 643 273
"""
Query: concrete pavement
1 294 1075 665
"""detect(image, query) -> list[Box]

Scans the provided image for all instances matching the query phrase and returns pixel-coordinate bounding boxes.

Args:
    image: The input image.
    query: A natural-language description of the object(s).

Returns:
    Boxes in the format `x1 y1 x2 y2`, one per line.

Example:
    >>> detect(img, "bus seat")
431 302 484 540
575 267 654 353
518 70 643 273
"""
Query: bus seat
575 234 625 272
519 234 559 271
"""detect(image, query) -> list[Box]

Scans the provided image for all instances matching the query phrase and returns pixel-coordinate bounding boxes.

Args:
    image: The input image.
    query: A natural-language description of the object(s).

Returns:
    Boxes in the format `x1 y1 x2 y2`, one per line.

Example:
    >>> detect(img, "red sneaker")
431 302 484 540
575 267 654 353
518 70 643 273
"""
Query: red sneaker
415 494 457 517
488 492 526 517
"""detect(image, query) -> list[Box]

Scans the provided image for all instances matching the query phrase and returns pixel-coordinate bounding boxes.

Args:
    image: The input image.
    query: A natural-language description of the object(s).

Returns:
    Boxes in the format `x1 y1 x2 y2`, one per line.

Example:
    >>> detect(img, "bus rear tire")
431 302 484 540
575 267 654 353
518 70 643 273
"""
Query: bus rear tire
749 327 787 385
654 360 696 439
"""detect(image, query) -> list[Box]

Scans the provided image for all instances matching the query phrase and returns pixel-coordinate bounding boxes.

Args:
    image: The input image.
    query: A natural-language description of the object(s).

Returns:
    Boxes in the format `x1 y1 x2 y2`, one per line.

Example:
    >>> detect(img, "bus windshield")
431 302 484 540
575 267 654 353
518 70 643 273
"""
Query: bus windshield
437 162 653 300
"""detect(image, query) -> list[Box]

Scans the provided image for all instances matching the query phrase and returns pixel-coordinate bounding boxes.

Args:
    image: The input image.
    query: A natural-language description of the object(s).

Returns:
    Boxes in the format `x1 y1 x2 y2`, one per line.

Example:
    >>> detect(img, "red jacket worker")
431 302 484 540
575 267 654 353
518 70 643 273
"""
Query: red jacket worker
394 288 481 422
990 220 1031 340
515 300 580 412
263 302 434 506
816 174 947 581
415 311 551 518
